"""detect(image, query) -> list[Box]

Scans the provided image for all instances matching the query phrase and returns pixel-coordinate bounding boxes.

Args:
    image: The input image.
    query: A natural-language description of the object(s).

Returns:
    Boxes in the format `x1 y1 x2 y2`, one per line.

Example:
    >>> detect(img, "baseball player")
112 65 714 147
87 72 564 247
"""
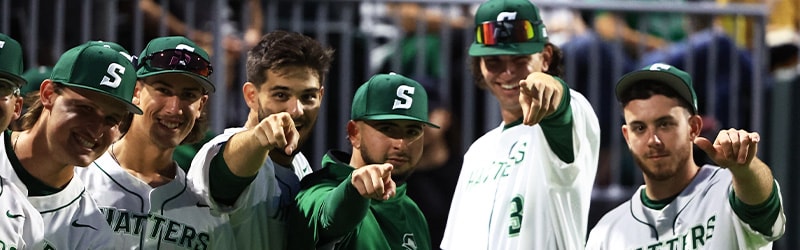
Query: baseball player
75 36 236 249
0 33 45 249
288 73 436 249
187 30 333 249
442 0 601 249
1 42 141 249
586 63 786 249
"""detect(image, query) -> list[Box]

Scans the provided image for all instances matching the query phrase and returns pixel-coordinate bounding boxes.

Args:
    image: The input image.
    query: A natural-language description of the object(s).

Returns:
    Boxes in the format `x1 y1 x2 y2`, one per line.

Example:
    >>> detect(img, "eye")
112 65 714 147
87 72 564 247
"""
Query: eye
104 116 122 126
301 93 318 103
273 92 289 101
180 91 201 101
155 87 173 96
405 127 423 138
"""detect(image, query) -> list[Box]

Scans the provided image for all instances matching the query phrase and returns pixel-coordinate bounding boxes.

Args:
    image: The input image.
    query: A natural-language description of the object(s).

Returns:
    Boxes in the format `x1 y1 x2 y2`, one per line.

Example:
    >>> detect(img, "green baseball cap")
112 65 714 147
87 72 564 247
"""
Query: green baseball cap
21 66 53 95
0 33 26 88
615 63 698 113
351 73 439 128
51 43 142 114
469 0 548 57
137 36 215 93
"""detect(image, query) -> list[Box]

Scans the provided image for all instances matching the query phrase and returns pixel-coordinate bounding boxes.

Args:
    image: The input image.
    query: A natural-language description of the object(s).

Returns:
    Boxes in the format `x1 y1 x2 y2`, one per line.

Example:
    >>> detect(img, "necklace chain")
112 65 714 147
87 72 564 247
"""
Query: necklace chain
109 143 121 164
13 132 19 151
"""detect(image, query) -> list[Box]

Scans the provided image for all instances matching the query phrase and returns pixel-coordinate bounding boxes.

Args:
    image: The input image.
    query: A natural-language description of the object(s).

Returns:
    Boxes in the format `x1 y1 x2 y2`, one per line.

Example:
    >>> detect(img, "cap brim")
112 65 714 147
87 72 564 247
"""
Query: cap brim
469 42 544 57
615 70 694 107
59 82 144 115
138 70 216 93
0 71 27 87
358 114 440 129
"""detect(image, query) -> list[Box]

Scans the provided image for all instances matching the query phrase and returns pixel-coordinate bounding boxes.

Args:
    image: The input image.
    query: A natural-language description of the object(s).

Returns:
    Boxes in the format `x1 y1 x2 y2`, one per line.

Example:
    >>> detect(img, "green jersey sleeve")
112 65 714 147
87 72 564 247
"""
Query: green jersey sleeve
540 77 575 163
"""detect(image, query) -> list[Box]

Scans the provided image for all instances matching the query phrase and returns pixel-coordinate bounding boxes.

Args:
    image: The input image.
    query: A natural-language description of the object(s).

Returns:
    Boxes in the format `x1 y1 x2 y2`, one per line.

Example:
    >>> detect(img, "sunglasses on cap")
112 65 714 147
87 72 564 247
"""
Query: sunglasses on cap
475 19 540 45
136 49 213 77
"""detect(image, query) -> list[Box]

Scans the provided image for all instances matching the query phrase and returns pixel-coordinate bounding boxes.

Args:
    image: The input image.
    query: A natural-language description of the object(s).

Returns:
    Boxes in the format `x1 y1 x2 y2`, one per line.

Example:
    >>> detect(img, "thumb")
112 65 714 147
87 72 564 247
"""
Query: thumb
693 137 716 158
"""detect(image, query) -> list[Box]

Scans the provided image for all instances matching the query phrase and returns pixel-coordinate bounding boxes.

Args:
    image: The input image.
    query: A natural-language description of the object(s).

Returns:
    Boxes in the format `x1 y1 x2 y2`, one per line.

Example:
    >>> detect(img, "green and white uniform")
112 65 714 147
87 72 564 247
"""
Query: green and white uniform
75 152 236 249
289 150 432 250
586 165 786 250
0 133 44 249
0 132 116 249
442 87 601 249
187 127 313 249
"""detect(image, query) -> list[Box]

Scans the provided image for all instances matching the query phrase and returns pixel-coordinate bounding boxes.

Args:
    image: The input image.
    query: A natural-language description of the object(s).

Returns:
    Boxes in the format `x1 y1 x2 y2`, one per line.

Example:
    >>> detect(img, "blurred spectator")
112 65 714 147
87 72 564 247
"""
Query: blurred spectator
11 66 52 131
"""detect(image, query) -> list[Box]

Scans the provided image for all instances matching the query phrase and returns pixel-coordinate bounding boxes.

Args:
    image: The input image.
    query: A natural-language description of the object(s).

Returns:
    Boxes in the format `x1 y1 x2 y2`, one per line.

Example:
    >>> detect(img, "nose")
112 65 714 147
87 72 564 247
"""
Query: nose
163 95 182 115
647 130 663 147
286 98 305 118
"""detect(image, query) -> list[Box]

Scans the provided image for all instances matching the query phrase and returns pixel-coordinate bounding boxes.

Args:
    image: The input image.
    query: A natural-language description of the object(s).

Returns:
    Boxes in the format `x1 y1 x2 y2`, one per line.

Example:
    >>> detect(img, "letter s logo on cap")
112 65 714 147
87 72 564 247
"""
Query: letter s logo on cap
176 44 195 52
100 63 126 88
649 63 672 71
393 85 415 110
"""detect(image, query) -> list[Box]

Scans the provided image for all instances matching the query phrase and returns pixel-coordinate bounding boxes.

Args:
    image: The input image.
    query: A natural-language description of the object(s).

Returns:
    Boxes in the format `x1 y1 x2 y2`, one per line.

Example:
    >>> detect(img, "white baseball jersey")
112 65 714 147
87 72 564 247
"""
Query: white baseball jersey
586 165 786 250
75 152 236 249
187 127 314 250
0 175 44 249
442 89 601 250
0 132 116 249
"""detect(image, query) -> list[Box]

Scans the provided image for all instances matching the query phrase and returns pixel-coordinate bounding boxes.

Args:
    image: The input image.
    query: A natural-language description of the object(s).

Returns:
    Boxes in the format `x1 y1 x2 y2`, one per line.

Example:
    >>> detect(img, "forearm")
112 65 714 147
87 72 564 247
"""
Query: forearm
730 157 774 205
222 130 270 177
318 175 370 240
540 77 575 163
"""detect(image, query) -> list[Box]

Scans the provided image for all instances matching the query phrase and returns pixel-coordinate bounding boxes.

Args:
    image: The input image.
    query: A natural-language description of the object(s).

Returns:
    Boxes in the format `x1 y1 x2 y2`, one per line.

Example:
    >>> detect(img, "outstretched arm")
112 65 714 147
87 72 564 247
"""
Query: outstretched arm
694 129 773 205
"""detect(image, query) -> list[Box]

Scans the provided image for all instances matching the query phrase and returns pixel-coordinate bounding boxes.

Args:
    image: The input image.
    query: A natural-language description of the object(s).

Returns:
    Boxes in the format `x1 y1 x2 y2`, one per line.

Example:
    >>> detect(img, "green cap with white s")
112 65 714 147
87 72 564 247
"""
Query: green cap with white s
0 33 26 88
351 73 439 128
469 0 548 56
615 63 698 113
137 36 215 93
51 43 142 114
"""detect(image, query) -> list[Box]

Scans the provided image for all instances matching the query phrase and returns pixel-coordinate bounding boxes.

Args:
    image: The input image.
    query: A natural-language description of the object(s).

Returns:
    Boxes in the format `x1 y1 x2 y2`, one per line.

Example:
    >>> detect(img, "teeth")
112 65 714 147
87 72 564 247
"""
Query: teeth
501 84 518 90
160 120 180 129
76 136 95 148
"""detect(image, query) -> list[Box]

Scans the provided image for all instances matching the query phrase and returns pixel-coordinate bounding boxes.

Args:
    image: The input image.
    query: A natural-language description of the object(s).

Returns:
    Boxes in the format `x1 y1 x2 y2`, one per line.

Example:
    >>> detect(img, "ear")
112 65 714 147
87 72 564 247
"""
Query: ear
196 95 209 119
318 86 325 103
621 124 630 145
132 81 144 105
688 114 703 139
11 95 23 120
540 44 553 72
39 80 57 109
242 82 259 110
347 120 360 149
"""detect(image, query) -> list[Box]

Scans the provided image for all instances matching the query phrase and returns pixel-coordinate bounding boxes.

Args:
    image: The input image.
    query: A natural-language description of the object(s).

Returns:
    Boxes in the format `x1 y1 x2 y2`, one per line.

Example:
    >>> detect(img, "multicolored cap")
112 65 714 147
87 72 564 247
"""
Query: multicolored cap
0 33 26 88
615 63 698 113
51 43 142 114
469 0 548 56
21 66 53 95
137 36 215 93
351 73 439 128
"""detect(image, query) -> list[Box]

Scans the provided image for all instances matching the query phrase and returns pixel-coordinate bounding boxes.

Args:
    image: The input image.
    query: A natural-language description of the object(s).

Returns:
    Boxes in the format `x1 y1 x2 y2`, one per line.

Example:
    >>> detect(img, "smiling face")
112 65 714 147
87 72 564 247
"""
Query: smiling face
130 74 207 149
349 119 425 181
479 54 545 117
245 66 323 156
622 94 701 182
40 81 129 167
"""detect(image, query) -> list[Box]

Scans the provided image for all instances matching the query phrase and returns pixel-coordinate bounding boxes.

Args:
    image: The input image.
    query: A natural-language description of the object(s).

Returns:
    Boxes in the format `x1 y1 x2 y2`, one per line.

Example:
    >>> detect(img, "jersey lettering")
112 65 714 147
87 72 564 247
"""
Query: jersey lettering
101 207 210 249
99 63 126 88
392 85 415 110
0 239 18 250
633 215 716 250
508 195 524 236
402 233 417 250
466 140 527 187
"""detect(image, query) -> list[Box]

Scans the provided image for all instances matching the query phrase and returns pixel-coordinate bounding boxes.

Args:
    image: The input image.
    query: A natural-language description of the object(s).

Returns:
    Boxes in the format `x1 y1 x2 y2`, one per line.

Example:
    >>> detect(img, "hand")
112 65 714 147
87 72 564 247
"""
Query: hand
252 112 299 155
694 129 760 169
519 72 564 126
351 163 396 200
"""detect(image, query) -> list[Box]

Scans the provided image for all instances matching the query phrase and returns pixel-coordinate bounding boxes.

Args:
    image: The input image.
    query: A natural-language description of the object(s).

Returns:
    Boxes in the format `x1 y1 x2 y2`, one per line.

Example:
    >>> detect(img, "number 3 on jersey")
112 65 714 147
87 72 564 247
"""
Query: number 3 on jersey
509 195 523 236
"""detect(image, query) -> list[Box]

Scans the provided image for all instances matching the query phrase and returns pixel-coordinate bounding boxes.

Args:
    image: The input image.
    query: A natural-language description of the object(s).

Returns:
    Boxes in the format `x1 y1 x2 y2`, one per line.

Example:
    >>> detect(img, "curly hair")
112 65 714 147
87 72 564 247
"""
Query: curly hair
469 42 563 89
246 30 335 87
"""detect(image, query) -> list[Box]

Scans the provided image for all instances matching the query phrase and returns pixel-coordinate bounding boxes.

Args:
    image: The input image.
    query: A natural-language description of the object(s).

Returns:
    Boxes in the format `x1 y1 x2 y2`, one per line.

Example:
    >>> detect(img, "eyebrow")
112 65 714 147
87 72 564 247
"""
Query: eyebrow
269 85 320 93
149 80 203 92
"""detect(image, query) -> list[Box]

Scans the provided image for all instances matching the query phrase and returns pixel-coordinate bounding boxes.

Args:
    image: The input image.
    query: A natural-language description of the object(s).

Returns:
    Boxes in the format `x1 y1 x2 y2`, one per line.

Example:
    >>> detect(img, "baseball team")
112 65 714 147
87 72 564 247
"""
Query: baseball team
0 0 785 249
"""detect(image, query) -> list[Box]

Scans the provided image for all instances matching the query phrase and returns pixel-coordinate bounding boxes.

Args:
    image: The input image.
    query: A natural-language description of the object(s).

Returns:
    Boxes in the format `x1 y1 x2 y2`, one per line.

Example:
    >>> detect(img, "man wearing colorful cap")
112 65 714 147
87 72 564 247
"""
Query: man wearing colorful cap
75 36 238 249
4 41 141 249
287 73 436 249
0 32 46 250
442 0 601 249
186 30 333 249
586 63 786 249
